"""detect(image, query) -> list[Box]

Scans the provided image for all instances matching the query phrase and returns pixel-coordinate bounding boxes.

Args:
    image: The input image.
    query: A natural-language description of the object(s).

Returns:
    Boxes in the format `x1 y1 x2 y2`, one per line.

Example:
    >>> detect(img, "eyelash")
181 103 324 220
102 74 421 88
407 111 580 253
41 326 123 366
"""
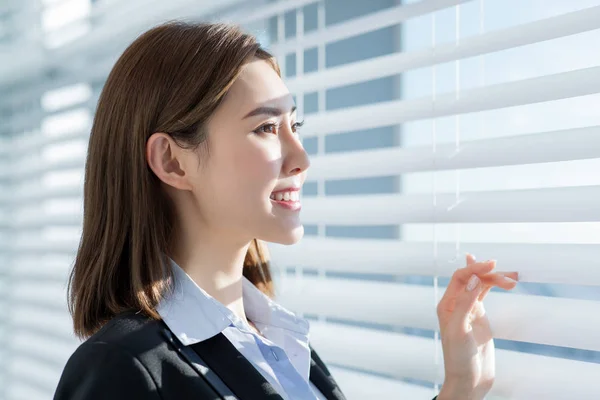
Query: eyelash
253 120 304 136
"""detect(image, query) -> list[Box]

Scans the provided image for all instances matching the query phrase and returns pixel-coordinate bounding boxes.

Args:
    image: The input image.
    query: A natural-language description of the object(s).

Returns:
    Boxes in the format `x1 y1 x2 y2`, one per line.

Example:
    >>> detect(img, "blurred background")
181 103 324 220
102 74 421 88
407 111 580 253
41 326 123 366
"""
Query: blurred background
1 0 600 399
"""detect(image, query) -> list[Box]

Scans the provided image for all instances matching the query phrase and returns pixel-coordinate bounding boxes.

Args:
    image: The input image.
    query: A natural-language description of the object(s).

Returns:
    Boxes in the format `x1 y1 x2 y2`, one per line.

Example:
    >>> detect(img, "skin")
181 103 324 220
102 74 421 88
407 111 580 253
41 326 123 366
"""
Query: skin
147 58 519 399
437 255 519 399
147 58 308 327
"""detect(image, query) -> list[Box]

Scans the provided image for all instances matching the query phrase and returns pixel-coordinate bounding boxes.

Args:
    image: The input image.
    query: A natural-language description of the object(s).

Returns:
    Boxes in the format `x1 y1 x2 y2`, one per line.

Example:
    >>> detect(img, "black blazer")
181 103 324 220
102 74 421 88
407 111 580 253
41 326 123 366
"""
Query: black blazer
53 311 347 399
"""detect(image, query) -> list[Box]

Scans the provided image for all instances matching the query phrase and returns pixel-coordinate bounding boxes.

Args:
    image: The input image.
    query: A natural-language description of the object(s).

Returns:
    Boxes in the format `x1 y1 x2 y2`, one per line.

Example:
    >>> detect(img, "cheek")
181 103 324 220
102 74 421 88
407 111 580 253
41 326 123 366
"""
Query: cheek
231 141 281 190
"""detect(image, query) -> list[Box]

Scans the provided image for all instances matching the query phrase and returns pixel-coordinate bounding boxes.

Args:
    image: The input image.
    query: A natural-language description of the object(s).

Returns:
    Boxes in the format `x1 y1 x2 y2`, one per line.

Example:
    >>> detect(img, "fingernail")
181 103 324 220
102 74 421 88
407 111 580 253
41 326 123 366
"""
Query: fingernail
466 274 480 292
504 276 517 283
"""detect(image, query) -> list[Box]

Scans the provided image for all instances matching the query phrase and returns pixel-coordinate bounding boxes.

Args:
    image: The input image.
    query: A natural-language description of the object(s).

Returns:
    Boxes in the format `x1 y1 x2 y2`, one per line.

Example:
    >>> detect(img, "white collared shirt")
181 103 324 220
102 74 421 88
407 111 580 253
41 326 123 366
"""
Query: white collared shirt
156 258 326 400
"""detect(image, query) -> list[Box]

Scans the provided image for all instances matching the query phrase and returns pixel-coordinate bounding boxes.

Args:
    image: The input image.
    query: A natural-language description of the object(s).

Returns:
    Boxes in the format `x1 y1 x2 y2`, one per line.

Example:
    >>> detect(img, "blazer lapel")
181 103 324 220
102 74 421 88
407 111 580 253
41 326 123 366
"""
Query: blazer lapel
309 346 347 400
164 318 346 400
189 335 348 400
190 333 284 400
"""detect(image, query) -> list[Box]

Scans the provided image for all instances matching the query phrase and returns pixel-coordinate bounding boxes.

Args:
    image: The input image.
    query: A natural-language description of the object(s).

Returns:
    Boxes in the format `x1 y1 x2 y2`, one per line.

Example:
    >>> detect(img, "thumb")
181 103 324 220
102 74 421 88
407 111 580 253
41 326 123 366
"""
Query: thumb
453 274 483 325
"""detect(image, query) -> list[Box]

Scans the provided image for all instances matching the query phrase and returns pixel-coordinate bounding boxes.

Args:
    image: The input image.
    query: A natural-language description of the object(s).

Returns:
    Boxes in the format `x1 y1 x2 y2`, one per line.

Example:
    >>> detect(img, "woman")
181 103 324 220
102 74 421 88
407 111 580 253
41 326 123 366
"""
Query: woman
54 22 518 400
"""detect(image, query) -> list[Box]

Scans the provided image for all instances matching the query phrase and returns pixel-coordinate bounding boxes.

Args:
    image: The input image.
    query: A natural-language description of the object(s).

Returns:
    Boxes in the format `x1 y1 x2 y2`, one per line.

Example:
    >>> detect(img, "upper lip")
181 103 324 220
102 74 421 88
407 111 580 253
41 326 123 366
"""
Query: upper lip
271 186 301 194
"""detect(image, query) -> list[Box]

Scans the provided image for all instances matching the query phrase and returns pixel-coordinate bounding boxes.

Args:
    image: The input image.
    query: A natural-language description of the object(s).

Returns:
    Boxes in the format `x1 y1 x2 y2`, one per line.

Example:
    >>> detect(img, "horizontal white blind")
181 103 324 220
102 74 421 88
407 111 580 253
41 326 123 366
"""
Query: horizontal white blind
1 0 600 399
277 276 600 352
271 237 600 285
269 0 600 399
308 322 600 399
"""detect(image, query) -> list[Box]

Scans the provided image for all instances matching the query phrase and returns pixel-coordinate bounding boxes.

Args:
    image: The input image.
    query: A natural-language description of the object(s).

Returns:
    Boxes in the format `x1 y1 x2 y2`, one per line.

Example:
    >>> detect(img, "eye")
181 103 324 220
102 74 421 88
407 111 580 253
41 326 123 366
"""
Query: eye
253 123 277 135
292 120 305 134
253 120 304 136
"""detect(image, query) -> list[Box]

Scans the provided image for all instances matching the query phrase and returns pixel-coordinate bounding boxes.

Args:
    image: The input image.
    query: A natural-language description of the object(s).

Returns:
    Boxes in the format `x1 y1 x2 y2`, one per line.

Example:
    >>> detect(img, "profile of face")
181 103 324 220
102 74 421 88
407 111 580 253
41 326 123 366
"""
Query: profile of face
149 58 310 246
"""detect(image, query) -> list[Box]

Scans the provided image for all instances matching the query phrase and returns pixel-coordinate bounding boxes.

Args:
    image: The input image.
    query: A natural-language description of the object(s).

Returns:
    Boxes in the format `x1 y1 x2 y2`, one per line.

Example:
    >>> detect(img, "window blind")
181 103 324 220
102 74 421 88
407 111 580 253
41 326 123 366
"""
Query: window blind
267 0 600 399
1 0 599 399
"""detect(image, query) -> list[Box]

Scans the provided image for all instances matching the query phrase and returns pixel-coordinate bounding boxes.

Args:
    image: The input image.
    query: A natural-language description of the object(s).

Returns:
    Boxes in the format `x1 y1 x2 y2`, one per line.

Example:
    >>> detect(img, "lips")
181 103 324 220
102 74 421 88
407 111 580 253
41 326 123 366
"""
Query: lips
269 190 300 202
269 187 302 211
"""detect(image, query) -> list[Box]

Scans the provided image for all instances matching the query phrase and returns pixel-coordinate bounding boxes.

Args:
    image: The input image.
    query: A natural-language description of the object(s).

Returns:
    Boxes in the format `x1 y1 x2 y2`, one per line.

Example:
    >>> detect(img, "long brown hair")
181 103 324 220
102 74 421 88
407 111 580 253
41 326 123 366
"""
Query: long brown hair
68 22 278 339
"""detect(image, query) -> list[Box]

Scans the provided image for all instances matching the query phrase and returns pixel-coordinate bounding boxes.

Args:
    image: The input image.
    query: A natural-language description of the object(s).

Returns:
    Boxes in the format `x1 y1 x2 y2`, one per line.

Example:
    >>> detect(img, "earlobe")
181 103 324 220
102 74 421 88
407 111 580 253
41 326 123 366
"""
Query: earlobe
146 132 191 191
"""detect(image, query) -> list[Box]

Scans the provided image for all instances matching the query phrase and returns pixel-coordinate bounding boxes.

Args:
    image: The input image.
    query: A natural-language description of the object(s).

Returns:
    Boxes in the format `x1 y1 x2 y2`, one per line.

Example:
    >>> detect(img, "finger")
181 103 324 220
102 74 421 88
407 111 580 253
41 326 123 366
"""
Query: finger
453 261 496 284
478 285 492 302
466 253 477 265
477 272 519 301
480 271 519 290
444 260 496 296
438 259 497 317
452 274 484 330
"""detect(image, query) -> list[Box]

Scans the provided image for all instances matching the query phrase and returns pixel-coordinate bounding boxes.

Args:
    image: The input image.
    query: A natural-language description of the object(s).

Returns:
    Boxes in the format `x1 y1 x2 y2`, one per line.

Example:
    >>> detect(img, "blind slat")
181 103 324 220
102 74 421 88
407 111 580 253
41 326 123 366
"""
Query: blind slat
278 276 600 351
10 213 82 228
1 96 95 135
0 131 89 157
0 185 82 205
286 5 600 93
13 281 67 309
0 0 243 88
9 305 74 341
301 186 600 224
309 321 600 399
271 0 469 55
0 156 85 180
11 331 76 368
229 0 319 25
7 355 64 397
0 241 79 254
303 66 600 137
307 126 600 180
269 239 600 286
329 366 437 399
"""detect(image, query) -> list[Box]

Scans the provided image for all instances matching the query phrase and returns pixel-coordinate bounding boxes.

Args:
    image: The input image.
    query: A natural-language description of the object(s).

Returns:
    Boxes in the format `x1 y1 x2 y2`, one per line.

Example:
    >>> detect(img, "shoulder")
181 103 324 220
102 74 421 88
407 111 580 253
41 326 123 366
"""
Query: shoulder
54 312 167 399
72 311 169 365
86 311 166 351
66 311 169 369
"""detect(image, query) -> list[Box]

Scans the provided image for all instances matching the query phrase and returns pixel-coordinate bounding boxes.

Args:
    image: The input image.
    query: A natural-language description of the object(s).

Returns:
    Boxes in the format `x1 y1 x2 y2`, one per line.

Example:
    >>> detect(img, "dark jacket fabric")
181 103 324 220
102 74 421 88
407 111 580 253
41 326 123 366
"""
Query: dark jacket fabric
53 311 347 400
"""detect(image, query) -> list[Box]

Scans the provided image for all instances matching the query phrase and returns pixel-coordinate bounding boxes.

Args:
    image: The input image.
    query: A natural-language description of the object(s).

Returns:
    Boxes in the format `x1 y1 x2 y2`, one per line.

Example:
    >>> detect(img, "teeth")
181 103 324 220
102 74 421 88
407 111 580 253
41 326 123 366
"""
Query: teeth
270 191 300 202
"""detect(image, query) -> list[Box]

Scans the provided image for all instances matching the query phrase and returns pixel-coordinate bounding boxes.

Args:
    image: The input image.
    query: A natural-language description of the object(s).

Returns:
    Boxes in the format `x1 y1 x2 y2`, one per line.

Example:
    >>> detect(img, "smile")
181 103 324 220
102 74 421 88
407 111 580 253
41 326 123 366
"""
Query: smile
269 191 300 202
270 188 302 211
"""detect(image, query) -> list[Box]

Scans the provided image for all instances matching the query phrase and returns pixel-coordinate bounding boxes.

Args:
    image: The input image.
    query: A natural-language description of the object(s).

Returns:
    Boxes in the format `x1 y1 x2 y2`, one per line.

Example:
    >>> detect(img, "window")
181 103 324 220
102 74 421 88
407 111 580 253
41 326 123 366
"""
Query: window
0 0 599 398
264 0 600 398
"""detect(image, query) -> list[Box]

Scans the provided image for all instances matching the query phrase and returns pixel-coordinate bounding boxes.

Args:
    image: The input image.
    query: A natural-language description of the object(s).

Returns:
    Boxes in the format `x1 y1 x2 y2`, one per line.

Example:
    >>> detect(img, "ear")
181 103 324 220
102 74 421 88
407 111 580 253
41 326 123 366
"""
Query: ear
146 132 193 191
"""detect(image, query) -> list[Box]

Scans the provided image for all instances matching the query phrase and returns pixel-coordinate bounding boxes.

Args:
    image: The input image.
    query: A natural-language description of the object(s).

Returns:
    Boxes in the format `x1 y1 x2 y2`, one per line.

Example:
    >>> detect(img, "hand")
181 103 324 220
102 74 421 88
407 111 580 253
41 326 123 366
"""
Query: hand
436 254 518 400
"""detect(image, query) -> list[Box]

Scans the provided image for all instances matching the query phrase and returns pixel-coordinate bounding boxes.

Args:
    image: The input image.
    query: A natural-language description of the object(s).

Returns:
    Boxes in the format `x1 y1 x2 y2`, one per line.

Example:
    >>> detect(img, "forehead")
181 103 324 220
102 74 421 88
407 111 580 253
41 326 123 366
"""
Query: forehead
223 59 294 114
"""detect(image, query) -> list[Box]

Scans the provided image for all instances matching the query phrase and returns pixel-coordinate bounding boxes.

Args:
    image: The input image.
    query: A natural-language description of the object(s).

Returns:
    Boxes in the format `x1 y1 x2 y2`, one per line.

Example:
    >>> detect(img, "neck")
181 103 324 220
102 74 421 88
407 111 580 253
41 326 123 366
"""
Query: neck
170 225 252 324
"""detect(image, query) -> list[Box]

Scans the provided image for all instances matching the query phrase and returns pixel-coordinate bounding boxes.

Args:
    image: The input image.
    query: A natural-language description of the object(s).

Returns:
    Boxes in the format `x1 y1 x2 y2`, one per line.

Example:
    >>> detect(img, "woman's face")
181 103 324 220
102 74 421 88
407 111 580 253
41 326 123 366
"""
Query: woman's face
185 58 310 245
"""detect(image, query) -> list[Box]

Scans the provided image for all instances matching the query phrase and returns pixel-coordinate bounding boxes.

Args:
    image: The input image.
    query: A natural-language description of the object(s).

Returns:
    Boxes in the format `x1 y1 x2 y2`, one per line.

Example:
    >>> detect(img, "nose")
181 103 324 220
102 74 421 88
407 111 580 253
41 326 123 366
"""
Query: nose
282 131 310 176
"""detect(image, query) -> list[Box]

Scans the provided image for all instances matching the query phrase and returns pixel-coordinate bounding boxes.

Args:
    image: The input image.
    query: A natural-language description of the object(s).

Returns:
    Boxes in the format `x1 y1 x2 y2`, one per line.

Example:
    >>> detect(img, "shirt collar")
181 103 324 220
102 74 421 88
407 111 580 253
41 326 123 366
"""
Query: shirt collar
156 257 309 346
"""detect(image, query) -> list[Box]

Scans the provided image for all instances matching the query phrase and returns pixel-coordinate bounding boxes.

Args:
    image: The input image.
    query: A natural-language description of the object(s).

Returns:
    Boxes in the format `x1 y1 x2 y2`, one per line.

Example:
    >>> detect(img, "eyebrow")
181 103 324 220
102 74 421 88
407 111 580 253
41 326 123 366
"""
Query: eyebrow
243 105 297 119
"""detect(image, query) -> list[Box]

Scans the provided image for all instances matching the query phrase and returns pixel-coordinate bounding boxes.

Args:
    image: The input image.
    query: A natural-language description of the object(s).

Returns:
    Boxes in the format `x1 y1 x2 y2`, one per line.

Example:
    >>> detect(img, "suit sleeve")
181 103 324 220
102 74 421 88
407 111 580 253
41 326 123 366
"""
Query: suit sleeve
54 341 162 400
